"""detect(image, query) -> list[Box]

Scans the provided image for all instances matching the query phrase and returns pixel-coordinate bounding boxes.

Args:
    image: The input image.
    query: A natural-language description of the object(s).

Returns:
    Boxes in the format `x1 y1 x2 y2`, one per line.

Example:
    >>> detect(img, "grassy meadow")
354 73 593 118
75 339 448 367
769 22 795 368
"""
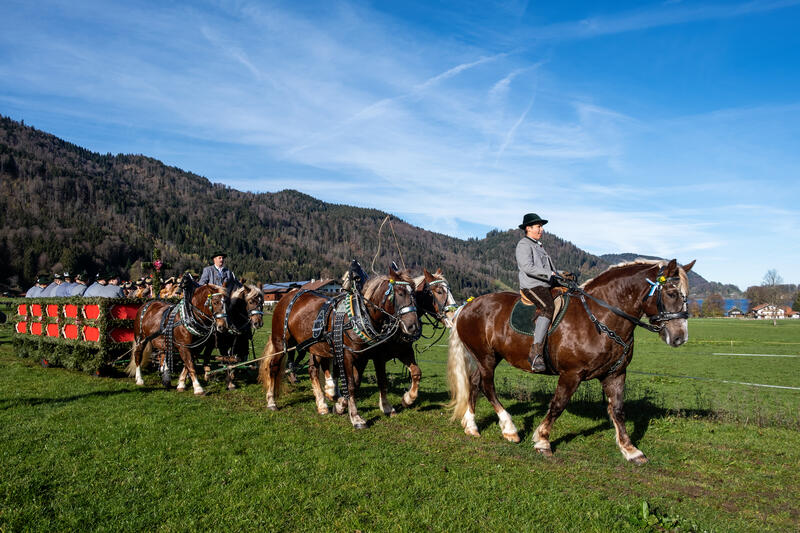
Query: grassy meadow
1 316 799 532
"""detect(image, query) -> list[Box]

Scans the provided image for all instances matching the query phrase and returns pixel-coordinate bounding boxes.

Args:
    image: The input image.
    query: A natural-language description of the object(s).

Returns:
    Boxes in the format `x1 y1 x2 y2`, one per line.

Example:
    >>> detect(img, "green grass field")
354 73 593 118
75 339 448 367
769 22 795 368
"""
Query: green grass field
1 318 798 532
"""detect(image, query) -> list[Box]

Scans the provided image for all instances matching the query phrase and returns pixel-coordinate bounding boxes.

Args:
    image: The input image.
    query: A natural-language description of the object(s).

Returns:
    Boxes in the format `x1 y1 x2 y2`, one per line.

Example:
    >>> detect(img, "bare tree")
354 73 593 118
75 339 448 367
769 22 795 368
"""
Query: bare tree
762 269 784 326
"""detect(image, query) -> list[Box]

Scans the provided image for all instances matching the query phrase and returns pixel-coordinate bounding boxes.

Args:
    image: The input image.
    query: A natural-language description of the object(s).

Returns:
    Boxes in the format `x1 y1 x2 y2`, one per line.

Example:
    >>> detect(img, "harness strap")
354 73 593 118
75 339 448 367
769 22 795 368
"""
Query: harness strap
576 293 633 373
332 311 349 399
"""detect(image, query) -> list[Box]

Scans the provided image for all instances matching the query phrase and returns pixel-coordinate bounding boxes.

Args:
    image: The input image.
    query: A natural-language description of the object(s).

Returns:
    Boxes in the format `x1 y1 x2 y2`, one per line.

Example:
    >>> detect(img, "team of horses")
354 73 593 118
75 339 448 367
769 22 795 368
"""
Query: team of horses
128 258 695 463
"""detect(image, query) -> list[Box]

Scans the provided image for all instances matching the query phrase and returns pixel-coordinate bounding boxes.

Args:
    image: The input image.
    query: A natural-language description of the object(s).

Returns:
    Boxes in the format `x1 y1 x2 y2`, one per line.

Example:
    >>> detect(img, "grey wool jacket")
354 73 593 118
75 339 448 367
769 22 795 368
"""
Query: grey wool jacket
516 237 556 289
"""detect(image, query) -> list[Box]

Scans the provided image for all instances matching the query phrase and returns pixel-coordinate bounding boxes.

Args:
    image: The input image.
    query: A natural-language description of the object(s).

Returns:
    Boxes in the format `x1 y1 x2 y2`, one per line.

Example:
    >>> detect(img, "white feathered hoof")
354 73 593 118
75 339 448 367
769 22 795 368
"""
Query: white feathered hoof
334 398 347 415
626 451 649 465
401 392 416 408
464 427 480 438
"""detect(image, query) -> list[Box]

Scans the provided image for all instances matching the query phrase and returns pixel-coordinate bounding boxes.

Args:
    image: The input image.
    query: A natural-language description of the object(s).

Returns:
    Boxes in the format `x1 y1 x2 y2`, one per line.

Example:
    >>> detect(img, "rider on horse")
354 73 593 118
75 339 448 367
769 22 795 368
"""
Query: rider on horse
515 213 575 373
199 252 238 289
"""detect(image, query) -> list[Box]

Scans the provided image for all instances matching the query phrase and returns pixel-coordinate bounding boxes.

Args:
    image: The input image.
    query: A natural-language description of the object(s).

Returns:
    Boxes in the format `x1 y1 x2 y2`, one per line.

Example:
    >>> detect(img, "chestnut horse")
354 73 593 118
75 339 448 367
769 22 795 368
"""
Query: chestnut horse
201 283 264 390
448 259 695 463
342 268 457 416
127 280 229 395
259 268 420 429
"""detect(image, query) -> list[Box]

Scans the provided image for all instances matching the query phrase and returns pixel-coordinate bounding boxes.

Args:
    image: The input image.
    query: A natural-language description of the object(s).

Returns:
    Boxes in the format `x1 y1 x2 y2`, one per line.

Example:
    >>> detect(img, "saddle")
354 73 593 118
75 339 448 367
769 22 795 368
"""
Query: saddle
509 287 570 337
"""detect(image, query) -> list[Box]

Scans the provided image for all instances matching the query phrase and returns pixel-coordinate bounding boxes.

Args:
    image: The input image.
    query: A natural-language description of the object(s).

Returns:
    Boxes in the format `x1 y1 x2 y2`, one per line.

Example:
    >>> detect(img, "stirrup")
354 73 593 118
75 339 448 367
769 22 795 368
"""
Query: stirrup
529 353 546 372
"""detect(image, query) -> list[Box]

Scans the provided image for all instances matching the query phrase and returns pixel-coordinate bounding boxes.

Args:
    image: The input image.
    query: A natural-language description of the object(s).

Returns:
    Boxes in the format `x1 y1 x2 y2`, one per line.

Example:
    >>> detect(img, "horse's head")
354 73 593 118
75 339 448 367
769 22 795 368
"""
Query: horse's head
416 268 457 328
195 283 229 333
229 284 264 332
388 268 421 340
641 259 695 347
363 267 420 341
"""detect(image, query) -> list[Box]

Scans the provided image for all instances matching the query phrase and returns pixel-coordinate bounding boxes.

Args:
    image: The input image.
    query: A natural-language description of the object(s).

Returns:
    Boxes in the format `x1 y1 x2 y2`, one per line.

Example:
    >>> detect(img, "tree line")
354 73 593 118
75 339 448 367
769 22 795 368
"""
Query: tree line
0 115 752 301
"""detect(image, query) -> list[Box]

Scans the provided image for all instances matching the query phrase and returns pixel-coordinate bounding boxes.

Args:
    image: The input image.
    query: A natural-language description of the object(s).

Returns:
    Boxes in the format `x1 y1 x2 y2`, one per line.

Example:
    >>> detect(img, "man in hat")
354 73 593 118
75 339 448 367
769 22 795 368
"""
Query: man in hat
83 272 108 297
199 252 238 287
516 213 576 372
39 272 63 297
101 272 125 298
69 272 89 297
160 276 176 298
25 275 50 298
54 272 75 297
122 281 134 297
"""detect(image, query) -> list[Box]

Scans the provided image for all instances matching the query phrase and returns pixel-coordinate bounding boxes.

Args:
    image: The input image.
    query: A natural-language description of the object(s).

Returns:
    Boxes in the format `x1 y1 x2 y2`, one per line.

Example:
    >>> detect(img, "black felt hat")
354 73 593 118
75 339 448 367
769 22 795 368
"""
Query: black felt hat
211 252 227 259
37 275 50 285
518 213 548 229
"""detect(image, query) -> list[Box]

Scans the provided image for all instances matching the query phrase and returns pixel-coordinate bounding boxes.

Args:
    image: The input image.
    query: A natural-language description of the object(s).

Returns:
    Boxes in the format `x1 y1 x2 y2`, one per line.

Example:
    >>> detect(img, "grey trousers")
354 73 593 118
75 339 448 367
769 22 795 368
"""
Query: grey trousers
521 286 554 345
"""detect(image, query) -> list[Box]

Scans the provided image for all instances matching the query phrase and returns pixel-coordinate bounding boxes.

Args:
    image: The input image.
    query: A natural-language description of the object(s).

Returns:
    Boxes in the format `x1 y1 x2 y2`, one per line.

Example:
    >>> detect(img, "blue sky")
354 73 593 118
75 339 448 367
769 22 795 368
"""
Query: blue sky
1 0 799 290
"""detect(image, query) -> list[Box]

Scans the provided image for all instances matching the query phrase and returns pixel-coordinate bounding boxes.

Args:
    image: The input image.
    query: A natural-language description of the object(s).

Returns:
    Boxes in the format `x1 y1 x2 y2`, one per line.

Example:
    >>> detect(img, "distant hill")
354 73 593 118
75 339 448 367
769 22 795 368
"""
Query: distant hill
0 115 730 298
601 254 744 298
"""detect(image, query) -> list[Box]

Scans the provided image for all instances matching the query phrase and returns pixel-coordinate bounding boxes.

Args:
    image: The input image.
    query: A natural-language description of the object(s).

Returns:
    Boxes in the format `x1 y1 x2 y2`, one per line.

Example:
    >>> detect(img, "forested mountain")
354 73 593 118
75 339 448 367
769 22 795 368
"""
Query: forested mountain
0 115 716 298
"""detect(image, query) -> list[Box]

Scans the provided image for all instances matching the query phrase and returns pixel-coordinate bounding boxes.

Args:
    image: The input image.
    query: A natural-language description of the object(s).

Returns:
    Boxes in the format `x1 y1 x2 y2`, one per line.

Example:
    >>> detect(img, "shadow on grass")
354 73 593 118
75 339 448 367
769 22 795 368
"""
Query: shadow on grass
0 387 163 410
471 391 715 452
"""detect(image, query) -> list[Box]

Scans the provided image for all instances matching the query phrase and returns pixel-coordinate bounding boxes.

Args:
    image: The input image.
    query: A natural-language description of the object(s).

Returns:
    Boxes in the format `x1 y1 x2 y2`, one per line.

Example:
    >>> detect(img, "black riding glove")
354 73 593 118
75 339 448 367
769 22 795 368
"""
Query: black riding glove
561 271 578 283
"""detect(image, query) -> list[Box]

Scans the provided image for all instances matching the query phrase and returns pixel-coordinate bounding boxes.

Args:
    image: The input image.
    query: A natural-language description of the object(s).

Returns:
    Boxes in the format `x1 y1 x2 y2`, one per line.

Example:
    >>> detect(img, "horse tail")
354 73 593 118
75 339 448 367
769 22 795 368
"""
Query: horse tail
258 335 286 401
446 313 477 422
126 338 153 377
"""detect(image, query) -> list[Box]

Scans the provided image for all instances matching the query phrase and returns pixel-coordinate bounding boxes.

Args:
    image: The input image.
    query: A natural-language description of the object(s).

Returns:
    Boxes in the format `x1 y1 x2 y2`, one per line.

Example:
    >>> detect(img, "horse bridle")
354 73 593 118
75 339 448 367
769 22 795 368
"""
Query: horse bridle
642 267 689 325
371 279 421 341
225 293 264 335
425 279 458 323
184 290 228 334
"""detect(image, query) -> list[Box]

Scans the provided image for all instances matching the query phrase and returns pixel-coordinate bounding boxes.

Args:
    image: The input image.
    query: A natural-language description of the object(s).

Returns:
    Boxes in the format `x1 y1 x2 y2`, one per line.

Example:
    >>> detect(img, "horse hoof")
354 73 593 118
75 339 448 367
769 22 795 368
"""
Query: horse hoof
318 407 329 415
287 372 298 384
464 428 480 438
503 433 521 443
194 390 206 396
536 447 554 458
389 410 397 417
227 383 236 391
353 422 367 430
176 386 185 392
628 453 649 465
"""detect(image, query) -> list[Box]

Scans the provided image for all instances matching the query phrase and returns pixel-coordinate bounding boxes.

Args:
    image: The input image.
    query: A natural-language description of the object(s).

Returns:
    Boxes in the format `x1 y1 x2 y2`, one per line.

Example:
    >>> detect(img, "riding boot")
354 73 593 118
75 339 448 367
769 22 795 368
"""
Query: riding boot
529 315 551 373
528 341 547 373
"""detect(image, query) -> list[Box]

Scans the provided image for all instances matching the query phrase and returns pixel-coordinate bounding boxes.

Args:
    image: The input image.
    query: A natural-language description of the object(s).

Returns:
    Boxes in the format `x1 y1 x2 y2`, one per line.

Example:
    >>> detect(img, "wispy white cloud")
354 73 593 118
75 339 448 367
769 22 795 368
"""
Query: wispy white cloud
2 0 799 289
527 0 800 42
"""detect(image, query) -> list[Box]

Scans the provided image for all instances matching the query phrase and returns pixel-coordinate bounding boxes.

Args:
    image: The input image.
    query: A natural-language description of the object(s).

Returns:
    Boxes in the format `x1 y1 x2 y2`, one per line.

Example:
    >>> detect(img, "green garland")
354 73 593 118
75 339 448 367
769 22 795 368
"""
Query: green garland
9 296 178 374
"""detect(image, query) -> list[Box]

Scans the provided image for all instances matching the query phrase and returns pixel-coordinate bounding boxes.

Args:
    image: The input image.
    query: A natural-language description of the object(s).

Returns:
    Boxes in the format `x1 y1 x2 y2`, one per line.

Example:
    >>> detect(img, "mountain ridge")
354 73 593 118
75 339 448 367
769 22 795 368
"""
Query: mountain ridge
0 115 724 298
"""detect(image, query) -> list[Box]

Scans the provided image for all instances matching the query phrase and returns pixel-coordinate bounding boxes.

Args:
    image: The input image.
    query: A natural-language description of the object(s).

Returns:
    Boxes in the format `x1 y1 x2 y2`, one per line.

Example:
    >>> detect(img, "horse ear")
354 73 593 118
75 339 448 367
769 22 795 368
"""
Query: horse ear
681 260 696 273
423 269 435 282
435 268 442 276
666 259 678 275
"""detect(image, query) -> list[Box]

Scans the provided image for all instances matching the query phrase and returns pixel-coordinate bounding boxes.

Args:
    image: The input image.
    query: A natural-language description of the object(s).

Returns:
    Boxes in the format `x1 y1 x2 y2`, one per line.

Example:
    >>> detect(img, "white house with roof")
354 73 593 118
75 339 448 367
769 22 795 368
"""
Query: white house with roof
749 303 789 320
